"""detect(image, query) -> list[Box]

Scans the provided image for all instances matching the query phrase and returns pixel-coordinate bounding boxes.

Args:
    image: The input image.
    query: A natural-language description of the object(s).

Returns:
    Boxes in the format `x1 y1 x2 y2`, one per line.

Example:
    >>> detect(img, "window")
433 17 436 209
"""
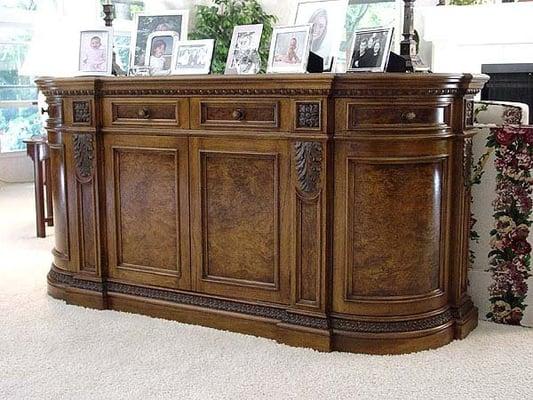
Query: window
0 23 41 153
0 0 149 153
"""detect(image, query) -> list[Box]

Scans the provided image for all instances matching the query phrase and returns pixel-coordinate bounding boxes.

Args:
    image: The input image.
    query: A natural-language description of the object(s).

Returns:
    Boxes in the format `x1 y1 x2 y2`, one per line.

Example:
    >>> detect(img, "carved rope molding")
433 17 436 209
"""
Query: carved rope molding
333 88 482 97
39 87 483 98
41 88 330 97
48 268 458 333
294 141 323 195
330 311 454 333
72 133 95 181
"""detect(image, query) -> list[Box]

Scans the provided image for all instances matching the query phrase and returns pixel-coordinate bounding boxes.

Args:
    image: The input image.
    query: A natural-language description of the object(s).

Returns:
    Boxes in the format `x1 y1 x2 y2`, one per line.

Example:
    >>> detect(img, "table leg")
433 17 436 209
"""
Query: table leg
34 157 46 238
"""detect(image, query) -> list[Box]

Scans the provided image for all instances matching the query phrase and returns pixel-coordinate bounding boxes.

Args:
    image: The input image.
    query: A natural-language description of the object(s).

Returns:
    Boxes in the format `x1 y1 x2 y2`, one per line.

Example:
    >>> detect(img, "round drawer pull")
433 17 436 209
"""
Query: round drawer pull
402 111 417 122
232 109 245 121
138 107 150 119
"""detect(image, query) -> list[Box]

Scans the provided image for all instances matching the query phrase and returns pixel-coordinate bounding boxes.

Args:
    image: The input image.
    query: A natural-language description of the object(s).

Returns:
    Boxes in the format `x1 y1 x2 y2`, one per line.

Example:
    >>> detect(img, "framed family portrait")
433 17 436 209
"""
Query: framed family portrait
225 24 263 75
267 25 312 74
293 0 348 71
172 39 215 75
145 31 178 75
348 27 394 72
130 10 189 69
78 28 113 76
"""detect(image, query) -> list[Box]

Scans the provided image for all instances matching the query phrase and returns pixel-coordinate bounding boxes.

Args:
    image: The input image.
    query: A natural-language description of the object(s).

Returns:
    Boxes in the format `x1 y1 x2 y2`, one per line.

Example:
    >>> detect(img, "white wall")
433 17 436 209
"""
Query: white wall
417 3 533 73
0 152 33 183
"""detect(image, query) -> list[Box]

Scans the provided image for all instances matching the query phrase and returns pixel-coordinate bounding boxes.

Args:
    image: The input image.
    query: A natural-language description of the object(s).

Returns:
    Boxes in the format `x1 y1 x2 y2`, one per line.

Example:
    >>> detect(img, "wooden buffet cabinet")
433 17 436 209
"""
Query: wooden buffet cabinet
37 73 488 354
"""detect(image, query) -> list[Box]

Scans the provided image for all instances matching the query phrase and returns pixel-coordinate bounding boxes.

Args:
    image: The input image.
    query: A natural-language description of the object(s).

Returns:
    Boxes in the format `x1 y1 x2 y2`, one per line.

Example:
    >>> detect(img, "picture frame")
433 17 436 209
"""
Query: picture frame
144 31 178 75
348 27 394 73
171 39 215 75
267 24 313 74
292 0 348 72
130 10 189 69
225 24 263 75
78 28 113 76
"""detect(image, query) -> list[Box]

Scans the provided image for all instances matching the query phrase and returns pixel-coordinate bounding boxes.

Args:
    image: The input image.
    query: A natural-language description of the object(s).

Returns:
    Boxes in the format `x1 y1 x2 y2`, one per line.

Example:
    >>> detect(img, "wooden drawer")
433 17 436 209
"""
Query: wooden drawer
346 103 451 129
103 98 189 128
191 99 280 130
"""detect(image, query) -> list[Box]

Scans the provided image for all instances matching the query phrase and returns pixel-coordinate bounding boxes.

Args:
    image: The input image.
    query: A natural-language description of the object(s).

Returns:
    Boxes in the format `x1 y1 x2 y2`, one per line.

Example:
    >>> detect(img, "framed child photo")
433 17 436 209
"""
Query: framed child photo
225 24 263 75
293 0 348 71
267 25 312 74
130 10 189 70
145 31 178 75
78 28 113 76
348 27 394 72
172 39 215 75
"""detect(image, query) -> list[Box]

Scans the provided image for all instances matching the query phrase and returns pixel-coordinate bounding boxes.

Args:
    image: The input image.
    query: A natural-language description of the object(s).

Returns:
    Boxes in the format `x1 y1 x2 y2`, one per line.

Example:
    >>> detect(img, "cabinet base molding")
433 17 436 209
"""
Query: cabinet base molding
48 267 478 355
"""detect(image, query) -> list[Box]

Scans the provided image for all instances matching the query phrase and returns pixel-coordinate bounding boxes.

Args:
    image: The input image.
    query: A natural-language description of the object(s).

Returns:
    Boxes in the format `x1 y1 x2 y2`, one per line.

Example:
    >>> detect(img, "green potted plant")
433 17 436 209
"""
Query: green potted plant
190 0 278 74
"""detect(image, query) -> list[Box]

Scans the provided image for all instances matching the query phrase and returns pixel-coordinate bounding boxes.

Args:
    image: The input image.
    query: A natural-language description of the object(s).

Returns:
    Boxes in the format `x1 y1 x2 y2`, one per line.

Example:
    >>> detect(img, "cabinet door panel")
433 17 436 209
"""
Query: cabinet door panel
105 134 190 289
190 137 291 304
332 139 451 316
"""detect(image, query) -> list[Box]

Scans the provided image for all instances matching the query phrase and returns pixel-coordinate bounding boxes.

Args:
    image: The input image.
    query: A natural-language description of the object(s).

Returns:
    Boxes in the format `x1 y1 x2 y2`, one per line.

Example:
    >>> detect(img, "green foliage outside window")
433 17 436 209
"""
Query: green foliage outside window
0 29 42 152
190 0 277 74
0 107 42 152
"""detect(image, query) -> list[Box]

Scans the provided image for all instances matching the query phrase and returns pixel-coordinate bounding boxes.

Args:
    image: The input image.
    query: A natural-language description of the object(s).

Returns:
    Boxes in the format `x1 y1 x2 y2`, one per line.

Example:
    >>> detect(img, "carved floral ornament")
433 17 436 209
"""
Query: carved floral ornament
72 133 95 181
73 101 91 123
294 141 323 194
463 137 473 187
296 102 320 129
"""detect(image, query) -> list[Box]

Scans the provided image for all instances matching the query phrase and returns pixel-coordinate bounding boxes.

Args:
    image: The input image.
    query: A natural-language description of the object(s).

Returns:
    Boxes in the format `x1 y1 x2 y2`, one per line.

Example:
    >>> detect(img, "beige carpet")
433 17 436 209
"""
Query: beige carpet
1 182 533 400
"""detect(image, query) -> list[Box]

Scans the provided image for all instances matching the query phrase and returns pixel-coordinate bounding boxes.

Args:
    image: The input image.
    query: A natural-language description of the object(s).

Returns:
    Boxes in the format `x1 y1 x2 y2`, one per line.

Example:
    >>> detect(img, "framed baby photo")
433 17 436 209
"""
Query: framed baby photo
348 27 394 72
78 28 113 76
130 10 189 70
293 0 348 71
225 24 263 75
172 39 215 75
267 25 312 74
145 31 178 75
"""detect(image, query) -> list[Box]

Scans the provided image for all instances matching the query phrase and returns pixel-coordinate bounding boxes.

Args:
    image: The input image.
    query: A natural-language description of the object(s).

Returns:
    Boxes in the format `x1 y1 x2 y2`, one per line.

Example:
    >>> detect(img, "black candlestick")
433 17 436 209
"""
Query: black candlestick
102 3 126 76
399 0 428 72
103 3 115 27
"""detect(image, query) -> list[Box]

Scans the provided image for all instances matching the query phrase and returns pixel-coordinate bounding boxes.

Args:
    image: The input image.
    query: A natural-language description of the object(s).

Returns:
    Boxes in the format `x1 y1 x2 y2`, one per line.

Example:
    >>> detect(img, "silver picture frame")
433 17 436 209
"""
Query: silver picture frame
144 31 179 76
347 27 394 73
171 39 215 75
225 24 263 75
77 27 113 76
130 10 189 70
267 24 313 74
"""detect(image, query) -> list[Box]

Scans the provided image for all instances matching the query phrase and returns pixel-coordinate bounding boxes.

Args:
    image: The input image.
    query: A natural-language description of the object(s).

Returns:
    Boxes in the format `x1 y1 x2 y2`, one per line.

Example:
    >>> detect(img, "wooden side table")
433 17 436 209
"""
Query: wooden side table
24 137 53 237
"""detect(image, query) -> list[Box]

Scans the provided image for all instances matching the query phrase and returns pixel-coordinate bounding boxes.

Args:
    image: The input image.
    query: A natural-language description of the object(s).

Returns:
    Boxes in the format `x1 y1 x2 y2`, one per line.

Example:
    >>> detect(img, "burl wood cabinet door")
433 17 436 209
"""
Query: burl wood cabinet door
104 134 191 290
332 139 451 317
190 137 291 304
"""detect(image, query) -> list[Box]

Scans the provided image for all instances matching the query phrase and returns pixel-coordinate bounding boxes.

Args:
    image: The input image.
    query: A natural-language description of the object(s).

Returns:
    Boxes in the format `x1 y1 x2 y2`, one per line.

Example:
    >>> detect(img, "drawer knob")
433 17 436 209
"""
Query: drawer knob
401 111 416 122
232 109 245 121
138 107 150 119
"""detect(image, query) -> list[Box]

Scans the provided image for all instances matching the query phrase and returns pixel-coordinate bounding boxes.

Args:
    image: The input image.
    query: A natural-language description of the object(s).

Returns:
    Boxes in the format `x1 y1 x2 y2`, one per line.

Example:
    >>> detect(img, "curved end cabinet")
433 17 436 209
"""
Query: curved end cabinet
37 73 488 355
